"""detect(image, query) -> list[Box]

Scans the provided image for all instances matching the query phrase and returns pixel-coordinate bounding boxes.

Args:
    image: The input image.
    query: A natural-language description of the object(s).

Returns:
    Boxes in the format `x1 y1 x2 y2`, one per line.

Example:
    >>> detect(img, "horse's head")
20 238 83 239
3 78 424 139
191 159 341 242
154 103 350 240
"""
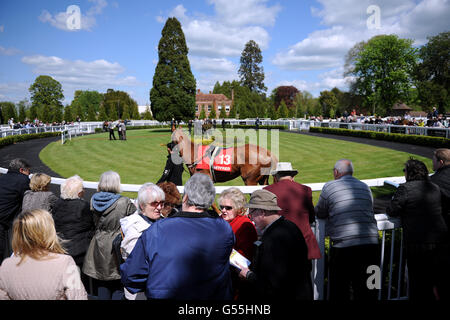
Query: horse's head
171 127 184 145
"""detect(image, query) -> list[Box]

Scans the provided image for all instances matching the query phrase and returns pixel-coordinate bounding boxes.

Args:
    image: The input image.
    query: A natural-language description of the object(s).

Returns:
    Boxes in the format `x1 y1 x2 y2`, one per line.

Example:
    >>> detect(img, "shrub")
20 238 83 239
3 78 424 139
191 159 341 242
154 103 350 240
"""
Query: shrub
0 132 62 149
310 127 450 148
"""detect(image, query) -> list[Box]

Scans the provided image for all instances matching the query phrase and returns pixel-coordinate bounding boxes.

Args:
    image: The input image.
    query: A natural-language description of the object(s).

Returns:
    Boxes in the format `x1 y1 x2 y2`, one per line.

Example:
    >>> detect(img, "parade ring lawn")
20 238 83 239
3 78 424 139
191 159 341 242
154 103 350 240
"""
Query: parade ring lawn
39 128 432 203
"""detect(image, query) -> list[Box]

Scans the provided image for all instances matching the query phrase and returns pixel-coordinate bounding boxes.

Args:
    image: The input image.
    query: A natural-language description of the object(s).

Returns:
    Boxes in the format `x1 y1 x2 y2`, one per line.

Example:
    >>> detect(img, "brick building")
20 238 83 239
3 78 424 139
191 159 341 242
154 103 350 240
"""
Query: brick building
195 89 233 119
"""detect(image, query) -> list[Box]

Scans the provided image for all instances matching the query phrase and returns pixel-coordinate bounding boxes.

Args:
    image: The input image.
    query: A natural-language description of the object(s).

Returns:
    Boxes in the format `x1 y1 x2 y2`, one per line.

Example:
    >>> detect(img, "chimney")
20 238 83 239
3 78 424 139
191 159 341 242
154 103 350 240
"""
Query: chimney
197 89 201 94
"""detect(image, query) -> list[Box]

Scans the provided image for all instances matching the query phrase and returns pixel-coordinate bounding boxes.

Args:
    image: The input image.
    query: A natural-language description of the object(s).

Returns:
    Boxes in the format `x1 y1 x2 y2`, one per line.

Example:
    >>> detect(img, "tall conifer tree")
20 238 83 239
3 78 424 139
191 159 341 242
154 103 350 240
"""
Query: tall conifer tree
150 17 196 121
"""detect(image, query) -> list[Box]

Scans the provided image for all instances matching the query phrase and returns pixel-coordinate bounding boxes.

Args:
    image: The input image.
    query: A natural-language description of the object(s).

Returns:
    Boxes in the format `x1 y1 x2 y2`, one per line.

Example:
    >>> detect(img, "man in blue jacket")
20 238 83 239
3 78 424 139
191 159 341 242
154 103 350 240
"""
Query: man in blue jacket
120 173 235 299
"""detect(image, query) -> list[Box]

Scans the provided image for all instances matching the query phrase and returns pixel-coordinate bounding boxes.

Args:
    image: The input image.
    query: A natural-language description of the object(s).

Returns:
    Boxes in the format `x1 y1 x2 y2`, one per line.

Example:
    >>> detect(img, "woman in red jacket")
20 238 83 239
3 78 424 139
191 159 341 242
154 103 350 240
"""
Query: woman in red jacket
219 187 257 300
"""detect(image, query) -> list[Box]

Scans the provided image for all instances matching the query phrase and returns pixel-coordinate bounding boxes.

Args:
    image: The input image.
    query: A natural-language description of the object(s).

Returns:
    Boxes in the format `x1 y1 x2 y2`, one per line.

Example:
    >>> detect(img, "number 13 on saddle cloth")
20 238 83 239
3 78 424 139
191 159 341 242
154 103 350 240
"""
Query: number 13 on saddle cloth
196 145 233 172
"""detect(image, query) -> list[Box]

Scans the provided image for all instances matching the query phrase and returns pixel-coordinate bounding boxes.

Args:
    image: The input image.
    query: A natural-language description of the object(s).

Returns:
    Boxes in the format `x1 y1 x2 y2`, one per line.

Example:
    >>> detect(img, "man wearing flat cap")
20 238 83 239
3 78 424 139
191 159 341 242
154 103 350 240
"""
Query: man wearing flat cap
265 162 321 261
238 189 313 300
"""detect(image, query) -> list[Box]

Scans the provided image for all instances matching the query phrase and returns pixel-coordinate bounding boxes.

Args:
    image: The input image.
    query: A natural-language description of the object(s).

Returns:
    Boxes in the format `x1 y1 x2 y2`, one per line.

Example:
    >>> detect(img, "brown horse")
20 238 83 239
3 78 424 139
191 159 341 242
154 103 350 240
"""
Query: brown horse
171 128 278 185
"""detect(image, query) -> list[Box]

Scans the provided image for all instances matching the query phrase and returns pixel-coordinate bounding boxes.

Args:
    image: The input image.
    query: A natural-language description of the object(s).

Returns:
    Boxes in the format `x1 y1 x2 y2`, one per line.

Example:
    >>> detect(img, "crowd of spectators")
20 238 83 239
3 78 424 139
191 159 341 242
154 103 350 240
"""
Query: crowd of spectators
5 117 80 130
310 107 449 128
0 150 449 301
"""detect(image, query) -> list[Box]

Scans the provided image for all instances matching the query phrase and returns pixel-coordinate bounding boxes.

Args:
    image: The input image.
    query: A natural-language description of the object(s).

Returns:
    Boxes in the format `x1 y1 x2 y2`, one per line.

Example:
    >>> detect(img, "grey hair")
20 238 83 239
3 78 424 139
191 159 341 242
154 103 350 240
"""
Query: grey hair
61 175 84 200
184 173 215 210
97 171 122 193
334 159 354 175
218 187 247 213
137 183 165 213
8 158 30 172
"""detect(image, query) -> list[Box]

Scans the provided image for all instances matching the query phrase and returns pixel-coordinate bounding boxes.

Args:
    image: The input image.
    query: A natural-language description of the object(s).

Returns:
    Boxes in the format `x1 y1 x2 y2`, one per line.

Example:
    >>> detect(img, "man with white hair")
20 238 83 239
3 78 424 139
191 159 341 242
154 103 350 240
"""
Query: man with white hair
315 159 379 301
120 173 235 300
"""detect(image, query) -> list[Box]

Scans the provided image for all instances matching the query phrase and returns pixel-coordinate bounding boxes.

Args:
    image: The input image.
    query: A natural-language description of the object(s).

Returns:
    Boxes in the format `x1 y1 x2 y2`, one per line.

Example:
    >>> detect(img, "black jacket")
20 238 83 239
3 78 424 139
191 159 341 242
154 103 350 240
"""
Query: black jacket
246 216 313 300
431 165 450 230
387 180 448 244
157 154 184 186
52 198 94 266
0 171 30 228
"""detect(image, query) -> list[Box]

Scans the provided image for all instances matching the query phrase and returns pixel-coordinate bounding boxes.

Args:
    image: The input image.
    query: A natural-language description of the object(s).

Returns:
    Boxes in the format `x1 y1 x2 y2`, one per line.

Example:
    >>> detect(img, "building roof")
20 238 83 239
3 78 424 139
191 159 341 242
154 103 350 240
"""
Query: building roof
392 103 412 110
196 90 231 103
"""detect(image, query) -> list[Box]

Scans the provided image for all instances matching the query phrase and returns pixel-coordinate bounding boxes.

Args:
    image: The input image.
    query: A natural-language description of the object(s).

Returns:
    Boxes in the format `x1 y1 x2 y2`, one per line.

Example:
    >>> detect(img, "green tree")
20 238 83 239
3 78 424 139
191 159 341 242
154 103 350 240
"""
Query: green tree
150 17 196 122
278 100 289 118
98 103 108 121
414 31 450 114
209 105 217 119
346 35 418 116
319 90 338 118
199 107 206 120
267 103 278 120
219 104 227 118
63 104 74 122
17 100 29 123
142 106 153 120
0 102 17 124
28 75 64 122
71 90 103 120
238 40 267 93
103 89 138 120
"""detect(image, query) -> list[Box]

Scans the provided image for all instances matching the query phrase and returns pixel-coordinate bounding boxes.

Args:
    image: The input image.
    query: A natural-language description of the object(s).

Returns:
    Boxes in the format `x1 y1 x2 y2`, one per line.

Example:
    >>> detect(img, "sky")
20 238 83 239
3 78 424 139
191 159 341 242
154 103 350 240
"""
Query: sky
0 0 449 106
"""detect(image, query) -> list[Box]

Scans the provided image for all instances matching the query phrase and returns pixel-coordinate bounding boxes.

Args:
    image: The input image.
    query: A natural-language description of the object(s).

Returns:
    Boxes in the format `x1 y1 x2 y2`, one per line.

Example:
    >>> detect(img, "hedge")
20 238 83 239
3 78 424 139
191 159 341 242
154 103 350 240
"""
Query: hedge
94 124 287 133
0 132 62 149
310 127 450 148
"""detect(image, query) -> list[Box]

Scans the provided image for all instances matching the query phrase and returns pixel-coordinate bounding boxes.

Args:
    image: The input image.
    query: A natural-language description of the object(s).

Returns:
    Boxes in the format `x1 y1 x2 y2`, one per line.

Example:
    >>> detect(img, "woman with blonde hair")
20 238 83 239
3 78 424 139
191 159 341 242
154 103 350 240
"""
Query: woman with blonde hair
0 209 87 300
22 173 58 213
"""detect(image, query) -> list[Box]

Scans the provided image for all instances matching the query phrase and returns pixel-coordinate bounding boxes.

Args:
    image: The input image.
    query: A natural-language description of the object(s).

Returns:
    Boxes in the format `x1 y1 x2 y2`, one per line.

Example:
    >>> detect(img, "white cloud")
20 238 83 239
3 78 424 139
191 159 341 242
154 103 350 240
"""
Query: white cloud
39 0 107 32
209 0 281 27
0 82 30 102
155 1 280 92
0 46 21 56
21 55 145 99
273 0 450 94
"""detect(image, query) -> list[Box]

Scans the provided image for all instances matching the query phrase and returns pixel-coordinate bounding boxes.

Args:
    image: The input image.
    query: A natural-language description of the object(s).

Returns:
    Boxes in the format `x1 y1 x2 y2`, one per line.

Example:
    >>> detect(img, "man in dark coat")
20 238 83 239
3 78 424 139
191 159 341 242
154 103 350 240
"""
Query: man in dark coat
0 158 31 263
157 142 184 186
238 189 313 300
265 162 321 260
431 148 450 233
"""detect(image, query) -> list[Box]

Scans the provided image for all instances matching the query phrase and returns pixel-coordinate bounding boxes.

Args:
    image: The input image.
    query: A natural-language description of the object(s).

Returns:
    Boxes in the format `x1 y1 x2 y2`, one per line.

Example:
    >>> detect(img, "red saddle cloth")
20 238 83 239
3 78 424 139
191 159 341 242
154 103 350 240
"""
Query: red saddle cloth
196 145 233 172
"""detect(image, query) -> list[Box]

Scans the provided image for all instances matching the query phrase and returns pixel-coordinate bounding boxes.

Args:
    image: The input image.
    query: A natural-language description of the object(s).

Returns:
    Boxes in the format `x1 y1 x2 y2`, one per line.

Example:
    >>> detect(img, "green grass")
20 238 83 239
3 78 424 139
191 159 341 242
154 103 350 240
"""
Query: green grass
40 128 432 203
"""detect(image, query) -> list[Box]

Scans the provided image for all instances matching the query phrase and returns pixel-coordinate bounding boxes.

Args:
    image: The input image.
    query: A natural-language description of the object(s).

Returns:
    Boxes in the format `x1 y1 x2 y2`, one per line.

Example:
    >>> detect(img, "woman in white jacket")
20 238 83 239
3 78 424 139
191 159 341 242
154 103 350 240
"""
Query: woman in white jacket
119 183 165 300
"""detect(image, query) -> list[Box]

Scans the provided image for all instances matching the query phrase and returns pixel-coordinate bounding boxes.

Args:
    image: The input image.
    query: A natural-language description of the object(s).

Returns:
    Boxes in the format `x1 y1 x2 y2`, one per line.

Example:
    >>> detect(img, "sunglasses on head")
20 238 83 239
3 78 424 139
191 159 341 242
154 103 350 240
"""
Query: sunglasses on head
220 205 233 211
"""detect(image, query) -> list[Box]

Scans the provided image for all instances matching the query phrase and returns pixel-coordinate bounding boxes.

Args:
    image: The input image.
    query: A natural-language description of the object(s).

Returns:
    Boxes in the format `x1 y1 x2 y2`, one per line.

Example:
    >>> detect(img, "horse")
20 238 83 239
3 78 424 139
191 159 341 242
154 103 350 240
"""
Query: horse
171 128 278 185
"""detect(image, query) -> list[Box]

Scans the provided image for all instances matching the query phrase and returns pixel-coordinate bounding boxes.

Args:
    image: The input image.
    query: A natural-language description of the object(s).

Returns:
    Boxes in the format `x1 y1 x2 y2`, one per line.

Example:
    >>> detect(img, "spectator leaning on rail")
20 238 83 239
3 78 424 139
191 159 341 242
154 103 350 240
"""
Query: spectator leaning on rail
118 183 165 300
315 159 380 301
21 173 58 214
237 189 313 300
387 159 449 300
431 148 450 233
265 162 321 260
0 158 31 264
120 173 235 300
83 171 136 300
51 175 94 290
0 209 87 300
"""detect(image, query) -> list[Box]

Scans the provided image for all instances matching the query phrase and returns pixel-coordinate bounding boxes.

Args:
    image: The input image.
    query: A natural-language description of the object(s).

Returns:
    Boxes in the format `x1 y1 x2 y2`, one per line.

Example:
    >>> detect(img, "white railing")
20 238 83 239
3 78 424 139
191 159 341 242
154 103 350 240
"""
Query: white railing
2 119 449 139
0 166 407 300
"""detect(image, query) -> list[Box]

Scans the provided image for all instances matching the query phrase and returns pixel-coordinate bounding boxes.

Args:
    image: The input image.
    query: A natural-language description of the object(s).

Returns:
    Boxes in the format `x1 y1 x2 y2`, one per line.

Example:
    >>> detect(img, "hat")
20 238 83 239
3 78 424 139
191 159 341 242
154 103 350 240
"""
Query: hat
245 190 281 211
270 162 298 176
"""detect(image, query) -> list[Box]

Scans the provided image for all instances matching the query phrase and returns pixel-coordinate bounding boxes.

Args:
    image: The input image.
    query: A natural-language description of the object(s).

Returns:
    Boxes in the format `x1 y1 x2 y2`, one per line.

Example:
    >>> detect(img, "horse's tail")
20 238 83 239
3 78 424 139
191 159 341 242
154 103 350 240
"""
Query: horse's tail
258 149 278 185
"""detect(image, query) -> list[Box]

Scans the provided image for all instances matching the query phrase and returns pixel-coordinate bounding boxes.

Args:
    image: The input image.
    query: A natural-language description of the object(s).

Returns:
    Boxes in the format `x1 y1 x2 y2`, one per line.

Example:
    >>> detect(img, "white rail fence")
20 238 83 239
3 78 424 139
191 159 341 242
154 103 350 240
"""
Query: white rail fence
0 166 407 300
2 119 449 139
